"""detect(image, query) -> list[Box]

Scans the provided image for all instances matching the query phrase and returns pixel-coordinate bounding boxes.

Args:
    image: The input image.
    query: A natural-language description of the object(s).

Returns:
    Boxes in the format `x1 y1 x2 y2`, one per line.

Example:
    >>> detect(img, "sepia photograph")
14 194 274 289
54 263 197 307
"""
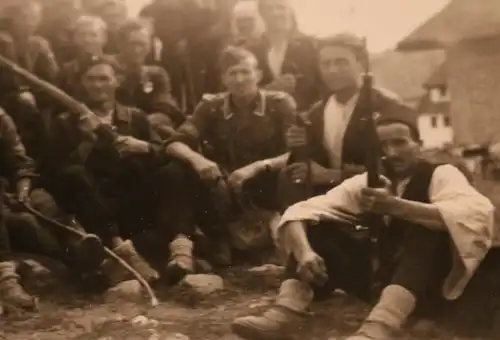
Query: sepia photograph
0 0 499 339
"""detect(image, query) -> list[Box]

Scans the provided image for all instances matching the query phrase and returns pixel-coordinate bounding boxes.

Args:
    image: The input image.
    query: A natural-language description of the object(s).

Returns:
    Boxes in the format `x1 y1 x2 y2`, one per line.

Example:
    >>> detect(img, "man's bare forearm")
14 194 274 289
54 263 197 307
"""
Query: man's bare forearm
281 221 313 260
260 153 290 172
390 197 447 231
165 141 206 167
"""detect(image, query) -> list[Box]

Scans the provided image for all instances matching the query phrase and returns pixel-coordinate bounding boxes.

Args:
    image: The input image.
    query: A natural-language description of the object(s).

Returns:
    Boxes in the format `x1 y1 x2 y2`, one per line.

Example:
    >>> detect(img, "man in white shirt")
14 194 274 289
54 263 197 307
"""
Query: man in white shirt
280 33 415 209
231 115 496 340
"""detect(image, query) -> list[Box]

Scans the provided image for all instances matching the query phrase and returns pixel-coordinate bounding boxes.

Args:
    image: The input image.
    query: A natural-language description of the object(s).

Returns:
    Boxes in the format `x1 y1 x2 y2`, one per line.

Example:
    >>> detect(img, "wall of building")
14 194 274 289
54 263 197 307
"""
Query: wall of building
418 113 453 149
447 36 500 145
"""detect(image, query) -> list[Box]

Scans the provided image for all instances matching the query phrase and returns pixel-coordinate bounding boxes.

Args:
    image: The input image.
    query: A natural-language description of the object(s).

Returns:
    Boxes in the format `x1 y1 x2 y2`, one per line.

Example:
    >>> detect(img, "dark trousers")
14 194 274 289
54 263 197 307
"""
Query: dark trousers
154 160 281 244
0 189 66 262
54 159 156 247
285 221 450 311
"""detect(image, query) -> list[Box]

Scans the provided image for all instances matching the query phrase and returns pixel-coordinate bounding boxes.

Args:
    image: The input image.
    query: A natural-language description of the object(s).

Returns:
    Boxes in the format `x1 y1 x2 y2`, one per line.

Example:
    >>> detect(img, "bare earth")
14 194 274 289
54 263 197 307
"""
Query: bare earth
2 176 499 340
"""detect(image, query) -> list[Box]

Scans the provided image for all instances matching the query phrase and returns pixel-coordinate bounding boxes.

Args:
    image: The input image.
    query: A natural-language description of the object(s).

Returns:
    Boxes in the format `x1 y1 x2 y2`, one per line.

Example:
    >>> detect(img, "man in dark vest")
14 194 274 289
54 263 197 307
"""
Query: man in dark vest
231 113 496 340
279 33 415 208
158 46 295 280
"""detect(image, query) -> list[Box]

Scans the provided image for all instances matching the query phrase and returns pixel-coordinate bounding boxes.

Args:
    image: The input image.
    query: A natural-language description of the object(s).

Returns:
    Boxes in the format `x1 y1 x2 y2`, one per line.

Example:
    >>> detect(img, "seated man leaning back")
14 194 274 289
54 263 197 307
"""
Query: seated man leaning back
159 46 296 280
231 115 497 340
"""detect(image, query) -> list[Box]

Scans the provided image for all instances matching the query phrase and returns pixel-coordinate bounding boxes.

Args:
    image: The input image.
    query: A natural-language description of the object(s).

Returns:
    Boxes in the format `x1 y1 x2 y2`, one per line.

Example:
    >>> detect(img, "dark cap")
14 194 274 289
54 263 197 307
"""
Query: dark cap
76 54 120 80
219 46 258 72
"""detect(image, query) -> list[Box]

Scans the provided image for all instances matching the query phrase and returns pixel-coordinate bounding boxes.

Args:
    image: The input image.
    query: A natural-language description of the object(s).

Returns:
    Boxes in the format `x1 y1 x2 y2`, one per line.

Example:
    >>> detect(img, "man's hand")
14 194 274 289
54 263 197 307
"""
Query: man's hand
114 136 150 156
227 162 263 195
342 163 366 180
296 249 328 285
285 161 341 185
15 178 31 203
192 157 223 183
360 177 396 215
285 124 308 149
18 91 37 108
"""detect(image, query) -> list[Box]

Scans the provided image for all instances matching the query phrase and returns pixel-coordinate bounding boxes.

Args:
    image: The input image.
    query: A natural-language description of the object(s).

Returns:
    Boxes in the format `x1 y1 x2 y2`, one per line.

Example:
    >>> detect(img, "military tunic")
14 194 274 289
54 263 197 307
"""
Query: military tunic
169 90 296 172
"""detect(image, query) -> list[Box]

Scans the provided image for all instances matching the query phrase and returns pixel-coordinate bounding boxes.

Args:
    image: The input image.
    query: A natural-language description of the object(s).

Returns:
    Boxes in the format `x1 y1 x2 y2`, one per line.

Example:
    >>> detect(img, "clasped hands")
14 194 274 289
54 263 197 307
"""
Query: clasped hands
192 157 265 195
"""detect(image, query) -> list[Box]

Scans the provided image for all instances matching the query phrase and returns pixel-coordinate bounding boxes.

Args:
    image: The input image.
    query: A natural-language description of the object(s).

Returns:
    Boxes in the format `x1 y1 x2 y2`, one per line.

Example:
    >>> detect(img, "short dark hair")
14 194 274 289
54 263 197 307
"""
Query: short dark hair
376 118 421 141
116 19 151 46
318 33 368 66
219 46 258 73
77 55 119 80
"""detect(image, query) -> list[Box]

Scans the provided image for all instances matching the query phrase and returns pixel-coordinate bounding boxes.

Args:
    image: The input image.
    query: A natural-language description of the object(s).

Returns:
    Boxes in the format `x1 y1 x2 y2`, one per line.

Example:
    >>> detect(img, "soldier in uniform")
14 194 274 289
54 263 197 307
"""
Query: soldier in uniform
0 0 59 167
49 56 161 291
114 19 184 140
157 47 295 281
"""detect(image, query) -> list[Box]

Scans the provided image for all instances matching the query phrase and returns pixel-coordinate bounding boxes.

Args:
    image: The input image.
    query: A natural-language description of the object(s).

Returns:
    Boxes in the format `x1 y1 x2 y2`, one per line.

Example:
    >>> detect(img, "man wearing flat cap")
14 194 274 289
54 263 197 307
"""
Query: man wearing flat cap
158 46 295 281
231 33 498 340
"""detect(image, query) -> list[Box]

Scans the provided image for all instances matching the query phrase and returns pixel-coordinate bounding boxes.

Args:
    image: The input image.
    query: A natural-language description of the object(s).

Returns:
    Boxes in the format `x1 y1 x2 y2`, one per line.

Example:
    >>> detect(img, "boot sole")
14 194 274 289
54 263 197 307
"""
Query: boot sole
231 321 293 340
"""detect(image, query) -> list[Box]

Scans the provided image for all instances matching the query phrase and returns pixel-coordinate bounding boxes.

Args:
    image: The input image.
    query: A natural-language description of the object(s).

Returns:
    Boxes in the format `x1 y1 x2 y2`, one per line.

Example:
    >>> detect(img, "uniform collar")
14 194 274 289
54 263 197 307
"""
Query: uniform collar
222 90 266 120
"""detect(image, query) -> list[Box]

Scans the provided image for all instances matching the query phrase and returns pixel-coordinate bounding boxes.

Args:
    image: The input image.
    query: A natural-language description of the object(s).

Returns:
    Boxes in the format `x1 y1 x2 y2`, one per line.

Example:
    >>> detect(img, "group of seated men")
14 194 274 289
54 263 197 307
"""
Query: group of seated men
0 1 498 340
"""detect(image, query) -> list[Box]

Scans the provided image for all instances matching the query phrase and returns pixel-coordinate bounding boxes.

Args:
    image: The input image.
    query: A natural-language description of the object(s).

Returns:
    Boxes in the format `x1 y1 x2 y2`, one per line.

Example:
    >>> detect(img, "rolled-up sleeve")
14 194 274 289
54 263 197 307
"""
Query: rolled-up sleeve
428 165 496 299
0 112 36 181
272 174 366 242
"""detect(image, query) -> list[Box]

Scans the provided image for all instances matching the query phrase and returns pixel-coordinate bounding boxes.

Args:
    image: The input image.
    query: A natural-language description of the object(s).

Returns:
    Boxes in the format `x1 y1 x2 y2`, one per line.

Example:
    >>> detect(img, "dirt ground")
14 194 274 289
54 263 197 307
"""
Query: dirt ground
2 175 499 340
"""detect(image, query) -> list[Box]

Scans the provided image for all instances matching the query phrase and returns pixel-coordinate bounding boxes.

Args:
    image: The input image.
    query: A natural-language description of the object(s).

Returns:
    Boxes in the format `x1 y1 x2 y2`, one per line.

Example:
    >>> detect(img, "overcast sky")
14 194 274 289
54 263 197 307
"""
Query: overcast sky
127 0 450 52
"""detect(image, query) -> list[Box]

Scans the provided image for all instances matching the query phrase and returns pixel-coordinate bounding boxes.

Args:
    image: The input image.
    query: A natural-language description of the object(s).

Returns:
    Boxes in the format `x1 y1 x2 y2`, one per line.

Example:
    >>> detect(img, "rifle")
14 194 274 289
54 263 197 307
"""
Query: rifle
359 38 385 297
0 54 117 149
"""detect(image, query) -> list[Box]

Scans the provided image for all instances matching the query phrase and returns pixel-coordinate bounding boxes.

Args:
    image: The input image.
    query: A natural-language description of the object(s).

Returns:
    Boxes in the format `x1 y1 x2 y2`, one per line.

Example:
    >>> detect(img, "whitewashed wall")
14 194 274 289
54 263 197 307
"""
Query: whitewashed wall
418 113 453 149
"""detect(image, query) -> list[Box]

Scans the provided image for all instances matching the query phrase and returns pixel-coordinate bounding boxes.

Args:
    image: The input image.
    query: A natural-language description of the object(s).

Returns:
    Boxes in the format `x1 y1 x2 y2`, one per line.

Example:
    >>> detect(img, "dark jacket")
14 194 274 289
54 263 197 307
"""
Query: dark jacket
49 103 163 172
115 64 184 127
301 88 417 169
0 109 36 184
168 90 296 172
247 33 320 111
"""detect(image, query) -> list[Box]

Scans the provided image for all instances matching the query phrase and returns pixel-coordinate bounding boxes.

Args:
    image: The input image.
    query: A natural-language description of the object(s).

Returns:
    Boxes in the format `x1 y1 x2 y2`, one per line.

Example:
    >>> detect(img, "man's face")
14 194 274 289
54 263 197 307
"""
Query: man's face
377 122 420 177
81 64 118 104
121 28 151 65
319 45 362 92
222 58 261 97
12 2 42 35
259 0 293 32
74 23 106 55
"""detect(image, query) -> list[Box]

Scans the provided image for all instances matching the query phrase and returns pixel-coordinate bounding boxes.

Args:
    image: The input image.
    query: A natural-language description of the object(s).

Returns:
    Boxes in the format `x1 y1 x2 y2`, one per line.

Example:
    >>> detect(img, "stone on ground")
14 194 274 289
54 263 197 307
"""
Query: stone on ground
104 280 143 303
181 274 224 296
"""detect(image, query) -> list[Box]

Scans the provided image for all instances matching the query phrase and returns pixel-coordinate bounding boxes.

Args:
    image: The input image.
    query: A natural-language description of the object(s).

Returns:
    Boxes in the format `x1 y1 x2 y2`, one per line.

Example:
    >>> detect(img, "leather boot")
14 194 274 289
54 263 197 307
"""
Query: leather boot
0 261 37 311
166 235 194 282
64 218 106 272
101 240 159 286
231 279 313 339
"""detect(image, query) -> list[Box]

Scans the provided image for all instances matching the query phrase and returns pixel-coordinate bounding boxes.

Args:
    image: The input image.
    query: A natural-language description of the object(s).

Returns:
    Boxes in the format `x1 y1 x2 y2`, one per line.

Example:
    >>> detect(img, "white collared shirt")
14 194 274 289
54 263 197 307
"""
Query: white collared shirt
274 165 497 300
323 93 359 169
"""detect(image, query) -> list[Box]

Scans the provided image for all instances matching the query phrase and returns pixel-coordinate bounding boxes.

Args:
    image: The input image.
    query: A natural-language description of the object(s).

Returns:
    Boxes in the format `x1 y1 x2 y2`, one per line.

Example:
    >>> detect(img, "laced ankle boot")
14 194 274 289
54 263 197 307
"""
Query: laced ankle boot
231 279 314 339
166 235 194 282
101 240 159 287
0 261 37 311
